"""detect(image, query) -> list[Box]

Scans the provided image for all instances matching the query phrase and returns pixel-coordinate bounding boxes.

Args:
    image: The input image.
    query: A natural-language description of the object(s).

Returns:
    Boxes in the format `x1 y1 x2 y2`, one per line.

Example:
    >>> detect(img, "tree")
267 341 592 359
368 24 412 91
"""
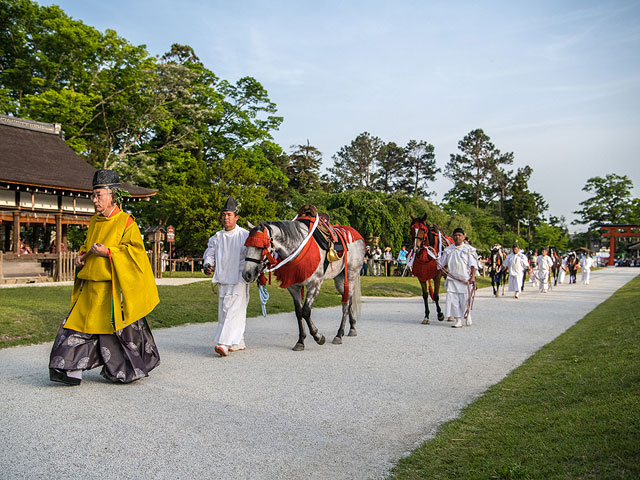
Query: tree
285 140 323 195
398 140 439 197
329 132 383 190
373 142 405 193
573 174 634 227
444 129 511 208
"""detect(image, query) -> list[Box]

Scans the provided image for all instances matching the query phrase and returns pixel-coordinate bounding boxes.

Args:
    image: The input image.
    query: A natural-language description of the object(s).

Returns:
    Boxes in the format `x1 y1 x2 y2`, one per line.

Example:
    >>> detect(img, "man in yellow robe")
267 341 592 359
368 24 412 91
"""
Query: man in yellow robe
49 169 160 385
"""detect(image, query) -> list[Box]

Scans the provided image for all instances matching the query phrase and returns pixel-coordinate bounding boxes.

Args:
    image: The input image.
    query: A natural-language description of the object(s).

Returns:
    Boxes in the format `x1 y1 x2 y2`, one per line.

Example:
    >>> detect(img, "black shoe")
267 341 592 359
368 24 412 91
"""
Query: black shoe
49 368 81 386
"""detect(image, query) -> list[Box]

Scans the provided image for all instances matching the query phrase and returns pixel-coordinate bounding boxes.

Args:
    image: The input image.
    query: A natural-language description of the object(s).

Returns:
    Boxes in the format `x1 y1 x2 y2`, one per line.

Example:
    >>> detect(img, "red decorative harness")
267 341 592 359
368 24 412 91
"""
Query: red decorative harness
245 220 362 303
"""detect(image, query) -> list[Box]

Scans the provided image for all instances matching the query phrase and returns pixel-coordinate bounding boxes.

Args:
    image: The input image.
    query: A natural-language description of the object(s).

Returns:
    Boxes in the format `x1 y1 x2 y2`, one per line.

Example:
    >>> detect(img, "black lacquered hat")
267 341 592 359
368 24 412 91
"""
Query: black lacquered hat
222 196 239 214
92 169 121 189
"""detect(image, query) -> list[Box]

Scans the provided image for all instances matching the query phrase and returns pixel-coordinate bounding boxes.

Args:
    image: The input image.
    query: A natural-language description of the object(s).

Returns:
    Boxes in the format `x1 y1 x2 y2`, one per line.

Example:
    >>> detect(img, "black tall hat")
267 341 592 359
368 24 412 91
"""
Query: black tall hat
222 196 239 214
92 169 120 189
453 227 465 235
512 242 519 249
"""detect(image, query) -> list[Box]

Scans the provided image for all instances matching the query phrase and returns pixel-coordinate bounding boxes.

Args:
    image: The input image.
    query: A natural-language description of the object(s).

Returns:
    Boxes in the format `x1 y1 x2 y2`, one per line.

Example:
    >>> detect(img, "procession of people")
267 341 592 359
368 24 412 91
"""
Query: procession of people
46 170 601 384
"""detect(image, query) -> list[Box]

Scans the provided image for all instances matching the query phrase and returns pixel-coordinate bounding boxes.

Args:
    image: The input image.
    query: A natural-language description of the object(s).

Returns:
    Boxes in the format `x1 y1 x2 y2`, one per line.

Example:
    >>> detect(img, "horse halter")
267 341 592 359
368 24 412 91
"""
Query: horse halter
245 226 277 270
410 221 429 250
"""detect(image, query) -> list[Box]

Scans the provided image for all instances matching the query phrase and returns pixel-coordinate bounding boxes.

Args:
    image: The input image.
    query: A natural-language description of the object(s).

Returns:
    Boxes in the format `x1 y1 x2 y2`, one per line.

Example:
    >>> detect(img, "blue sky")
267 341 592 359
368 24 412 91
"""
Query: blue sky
38 0 640 229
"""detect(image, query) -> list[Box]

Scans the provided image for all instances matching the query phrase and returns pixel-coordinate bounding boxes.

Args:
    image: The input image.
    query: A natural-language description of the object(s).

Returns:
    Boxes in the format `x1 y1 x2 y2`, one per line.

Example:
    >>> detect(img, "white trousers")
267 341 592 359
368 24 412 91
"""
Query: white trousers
582 269 591 284
537 270 550 292
445 290 469 319
214 282 250 346
558 269 566 284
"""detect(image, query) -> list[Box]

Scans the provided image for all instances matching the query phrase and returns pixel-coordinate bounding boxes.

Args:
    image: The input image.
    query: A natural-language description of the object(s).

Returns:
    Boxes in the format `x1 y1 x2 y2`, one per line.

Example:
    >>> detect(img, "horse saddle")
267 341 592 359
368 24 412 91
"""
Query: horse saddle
297 205 344 262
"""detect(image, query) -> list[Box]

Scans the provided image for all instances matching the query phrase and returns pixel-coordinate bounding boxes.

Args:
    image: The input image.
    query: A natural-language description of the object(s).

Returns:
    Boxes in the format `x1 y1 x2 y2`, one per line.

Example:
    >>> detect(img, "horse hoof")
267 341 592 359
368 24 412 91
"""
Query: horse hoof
292 343 304 351
332 336 342 345
314 335 325 345
438 313 444 322
347 329 357 337
422 318 430 325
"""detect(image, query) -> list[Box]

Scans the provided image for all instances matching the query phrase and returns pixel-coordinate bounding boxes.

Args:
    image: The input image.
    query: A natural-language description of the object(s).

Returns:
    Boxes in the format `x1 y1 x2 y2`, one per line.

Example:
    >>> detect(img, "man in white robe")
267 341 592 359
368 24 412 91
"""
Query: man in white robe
439 228 478 328
581 253 595 285
503 244 530 299
203 197 250 357
536 248 554 293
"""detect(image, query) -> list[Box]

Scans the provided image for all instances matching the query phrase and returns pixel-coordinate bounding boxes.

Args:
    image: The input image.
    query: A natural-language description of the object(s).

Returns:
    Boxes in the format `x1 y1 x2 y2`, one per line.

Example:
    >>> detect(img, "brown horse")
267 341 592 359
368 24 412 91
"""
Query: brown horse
408 215 452 324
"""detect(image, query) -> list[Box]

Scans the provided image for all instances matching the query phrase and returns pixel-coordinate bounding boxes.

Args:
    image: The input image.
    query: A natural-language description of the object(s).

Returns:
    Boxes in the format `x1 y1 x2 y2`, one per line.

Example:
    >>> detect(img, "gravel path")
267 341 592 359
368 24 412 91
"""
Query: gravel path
0 268 636 479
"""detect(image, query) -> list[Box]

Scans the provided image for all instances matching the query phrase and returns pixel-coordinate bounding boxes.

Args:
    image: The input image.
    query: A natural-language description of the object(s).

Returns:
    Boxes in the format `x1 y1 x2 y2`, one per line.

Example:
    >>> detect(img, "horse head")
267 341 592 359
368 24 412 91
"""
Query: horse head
243 222 276 283
409 214 429 251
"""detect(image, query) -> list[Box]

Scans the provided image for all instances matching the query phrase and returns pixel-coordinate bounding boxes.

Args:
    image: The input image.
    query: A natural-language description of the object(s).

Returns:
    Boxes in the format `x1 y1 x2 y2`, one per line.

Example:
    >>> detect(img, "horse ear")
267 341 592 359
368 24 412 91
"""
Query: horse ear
420 214 427 223
247 221 255 229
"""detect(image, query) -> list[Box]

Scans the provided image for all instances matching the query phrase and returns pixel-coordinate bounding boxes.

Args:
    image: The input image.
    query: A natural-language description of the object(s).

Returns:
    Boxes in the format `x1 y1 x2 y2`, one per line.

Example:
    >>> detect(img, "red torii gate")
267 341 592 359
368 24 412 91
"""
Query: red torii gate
599 224 640 266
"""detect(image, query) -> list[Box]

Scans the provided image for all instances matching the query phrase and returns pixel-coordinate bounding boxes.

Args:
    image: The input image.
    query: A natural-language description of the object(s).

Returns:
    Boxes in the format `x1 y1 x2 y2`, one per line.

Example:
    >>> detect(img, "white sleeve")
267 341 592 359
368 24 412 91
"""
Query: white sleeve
438 248 449 269
203 235 217 267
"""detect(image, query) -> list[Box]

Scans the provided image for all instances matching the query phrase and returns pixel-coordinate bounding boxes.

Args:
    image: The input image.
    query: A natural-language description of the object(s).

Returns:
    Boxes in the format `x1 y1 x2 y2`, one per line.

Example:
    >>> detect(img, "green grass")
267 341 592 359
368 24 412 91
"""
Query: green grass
1 275 490 348
389 274 640 480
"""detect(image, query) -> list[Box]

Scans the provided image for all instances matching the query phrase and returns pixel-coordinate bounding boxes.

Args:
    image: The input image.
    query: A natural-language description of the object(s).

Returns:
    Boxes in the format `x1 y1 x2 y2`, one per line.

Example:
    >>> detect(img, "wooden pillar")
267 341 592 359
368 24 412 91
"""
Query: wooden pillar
13 211 20 253
608 235 615 266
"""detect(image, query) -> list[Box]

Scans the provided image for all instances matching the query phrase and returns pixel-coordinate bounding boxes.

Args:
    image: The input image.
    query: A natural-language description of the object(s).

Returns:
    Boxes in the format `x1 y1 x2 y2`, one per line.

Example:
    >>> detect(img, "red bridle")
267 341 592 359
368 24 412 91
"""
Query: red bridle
245 227 278 268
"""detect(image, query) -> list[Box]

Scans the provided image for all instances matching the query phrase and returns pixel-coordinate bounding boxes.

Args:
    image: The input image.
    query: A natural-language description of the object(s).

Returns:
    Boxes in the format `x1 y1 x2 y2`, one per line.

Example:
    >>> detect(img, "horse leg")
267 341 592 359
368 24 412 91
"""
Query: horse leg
288 285 307 351
301 284 326 347
420 280 430 324
433 273 444 321
331 272 350 344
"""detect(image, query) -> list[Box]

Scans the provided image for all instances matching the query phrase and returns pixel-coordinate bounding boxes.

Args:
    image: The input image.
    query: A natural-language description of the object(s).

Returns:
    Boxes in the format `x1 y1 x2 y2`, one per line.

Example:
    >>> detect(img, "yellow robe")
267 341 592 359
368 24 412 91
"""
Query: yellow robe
64 211 159 334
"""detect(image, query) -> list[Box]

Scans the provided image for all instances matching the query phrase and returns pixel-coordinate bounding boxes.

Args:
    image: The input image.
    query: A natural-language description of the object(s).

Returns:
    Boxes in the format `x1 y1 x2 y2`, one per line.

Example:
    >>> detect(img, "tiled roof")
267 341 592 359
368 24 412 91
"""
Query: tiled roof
0 115 155 197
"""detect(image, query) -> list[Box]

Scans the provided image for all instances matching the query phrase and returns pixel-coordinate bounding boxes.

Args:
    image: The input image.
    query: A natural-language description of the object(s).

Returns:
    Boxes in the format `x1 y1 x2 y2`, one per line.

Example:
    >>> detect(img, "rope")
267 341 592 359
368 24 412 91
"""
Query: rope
264 213 319 273
258 283 269 317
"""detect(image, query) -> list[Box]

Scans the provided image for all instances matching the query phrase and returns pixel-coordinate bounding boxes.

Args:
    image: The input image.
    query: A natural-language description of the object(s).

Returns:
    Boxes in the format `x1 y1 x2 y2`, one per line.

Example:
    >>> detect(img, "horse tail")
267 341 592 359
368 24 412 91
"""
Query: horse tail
351 270 362 323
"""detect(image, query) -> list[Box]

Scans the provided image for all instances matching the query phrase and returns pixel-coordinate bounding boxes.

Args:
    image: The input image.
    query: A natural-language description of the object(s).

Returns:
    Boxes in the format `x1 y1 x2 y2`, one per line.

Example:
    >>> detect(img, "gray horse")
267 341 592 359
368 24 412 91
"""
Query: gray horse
242 219 365 351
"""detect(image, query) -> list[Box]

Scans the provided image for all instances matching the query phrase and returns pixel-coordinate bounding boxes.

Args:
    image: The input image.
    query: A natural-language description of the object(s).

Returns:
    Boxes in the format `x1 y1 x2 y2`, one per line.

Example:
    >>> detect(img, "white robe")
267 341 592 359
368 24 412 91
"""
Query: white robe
581 257 594 284
504 252 529 292
203 225 250 346
439 244 478 319
558 259 567 283
536 255 554 292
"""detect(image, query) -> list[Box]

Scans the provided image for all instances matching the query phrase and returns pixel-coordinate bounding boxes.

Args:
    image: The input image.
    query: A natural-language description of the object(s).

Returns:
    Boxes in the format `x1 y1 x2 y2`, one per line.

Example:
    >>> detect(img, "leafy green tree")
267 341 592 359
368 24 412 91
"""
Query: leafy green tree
398 140 439 197
284 140 323 195
531 222 568 251
329 132 383 190
374 142 405 193
504 166 537 237
573 174 634 227
444 129 512 208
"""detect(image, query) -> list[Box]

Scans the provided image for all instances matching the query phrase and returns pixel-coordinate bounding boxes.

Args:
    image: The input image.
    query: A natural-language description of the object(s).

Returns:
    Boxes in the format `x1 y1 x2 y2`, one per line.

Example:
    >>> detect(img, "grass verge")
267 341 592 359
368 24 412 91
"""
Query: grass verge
389 274 640 480
0 275 491 348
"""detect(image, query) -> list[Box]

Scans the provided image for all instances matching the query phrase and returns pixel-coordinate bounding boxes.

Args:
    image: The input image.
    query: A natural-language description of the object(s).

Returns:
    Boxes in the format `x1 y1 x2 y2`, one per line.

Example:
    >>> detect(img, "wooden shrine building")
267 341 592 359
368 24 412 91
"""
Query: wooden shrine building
0 114 155 282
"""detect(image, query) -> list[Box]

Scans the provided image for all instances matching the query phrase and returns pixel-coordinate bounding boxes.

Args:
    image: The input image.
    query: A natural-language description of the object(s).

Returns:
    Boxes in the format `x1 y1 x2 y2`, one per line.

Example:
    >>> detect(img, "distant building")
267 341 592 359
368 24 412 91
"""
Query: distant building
0 114 155 254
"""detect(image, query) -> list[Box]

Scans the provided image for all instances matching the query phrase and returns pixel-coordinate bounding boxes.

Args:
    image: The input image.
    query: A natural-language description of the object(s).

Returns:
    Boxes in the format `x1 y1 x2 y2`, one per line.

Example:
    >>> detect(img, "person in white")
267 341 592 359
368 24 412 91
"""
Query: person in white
203 196 250 357
439 228 478 328
503 243 531 299
581 253 595 285
536 248 554 293
558 256 567 284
